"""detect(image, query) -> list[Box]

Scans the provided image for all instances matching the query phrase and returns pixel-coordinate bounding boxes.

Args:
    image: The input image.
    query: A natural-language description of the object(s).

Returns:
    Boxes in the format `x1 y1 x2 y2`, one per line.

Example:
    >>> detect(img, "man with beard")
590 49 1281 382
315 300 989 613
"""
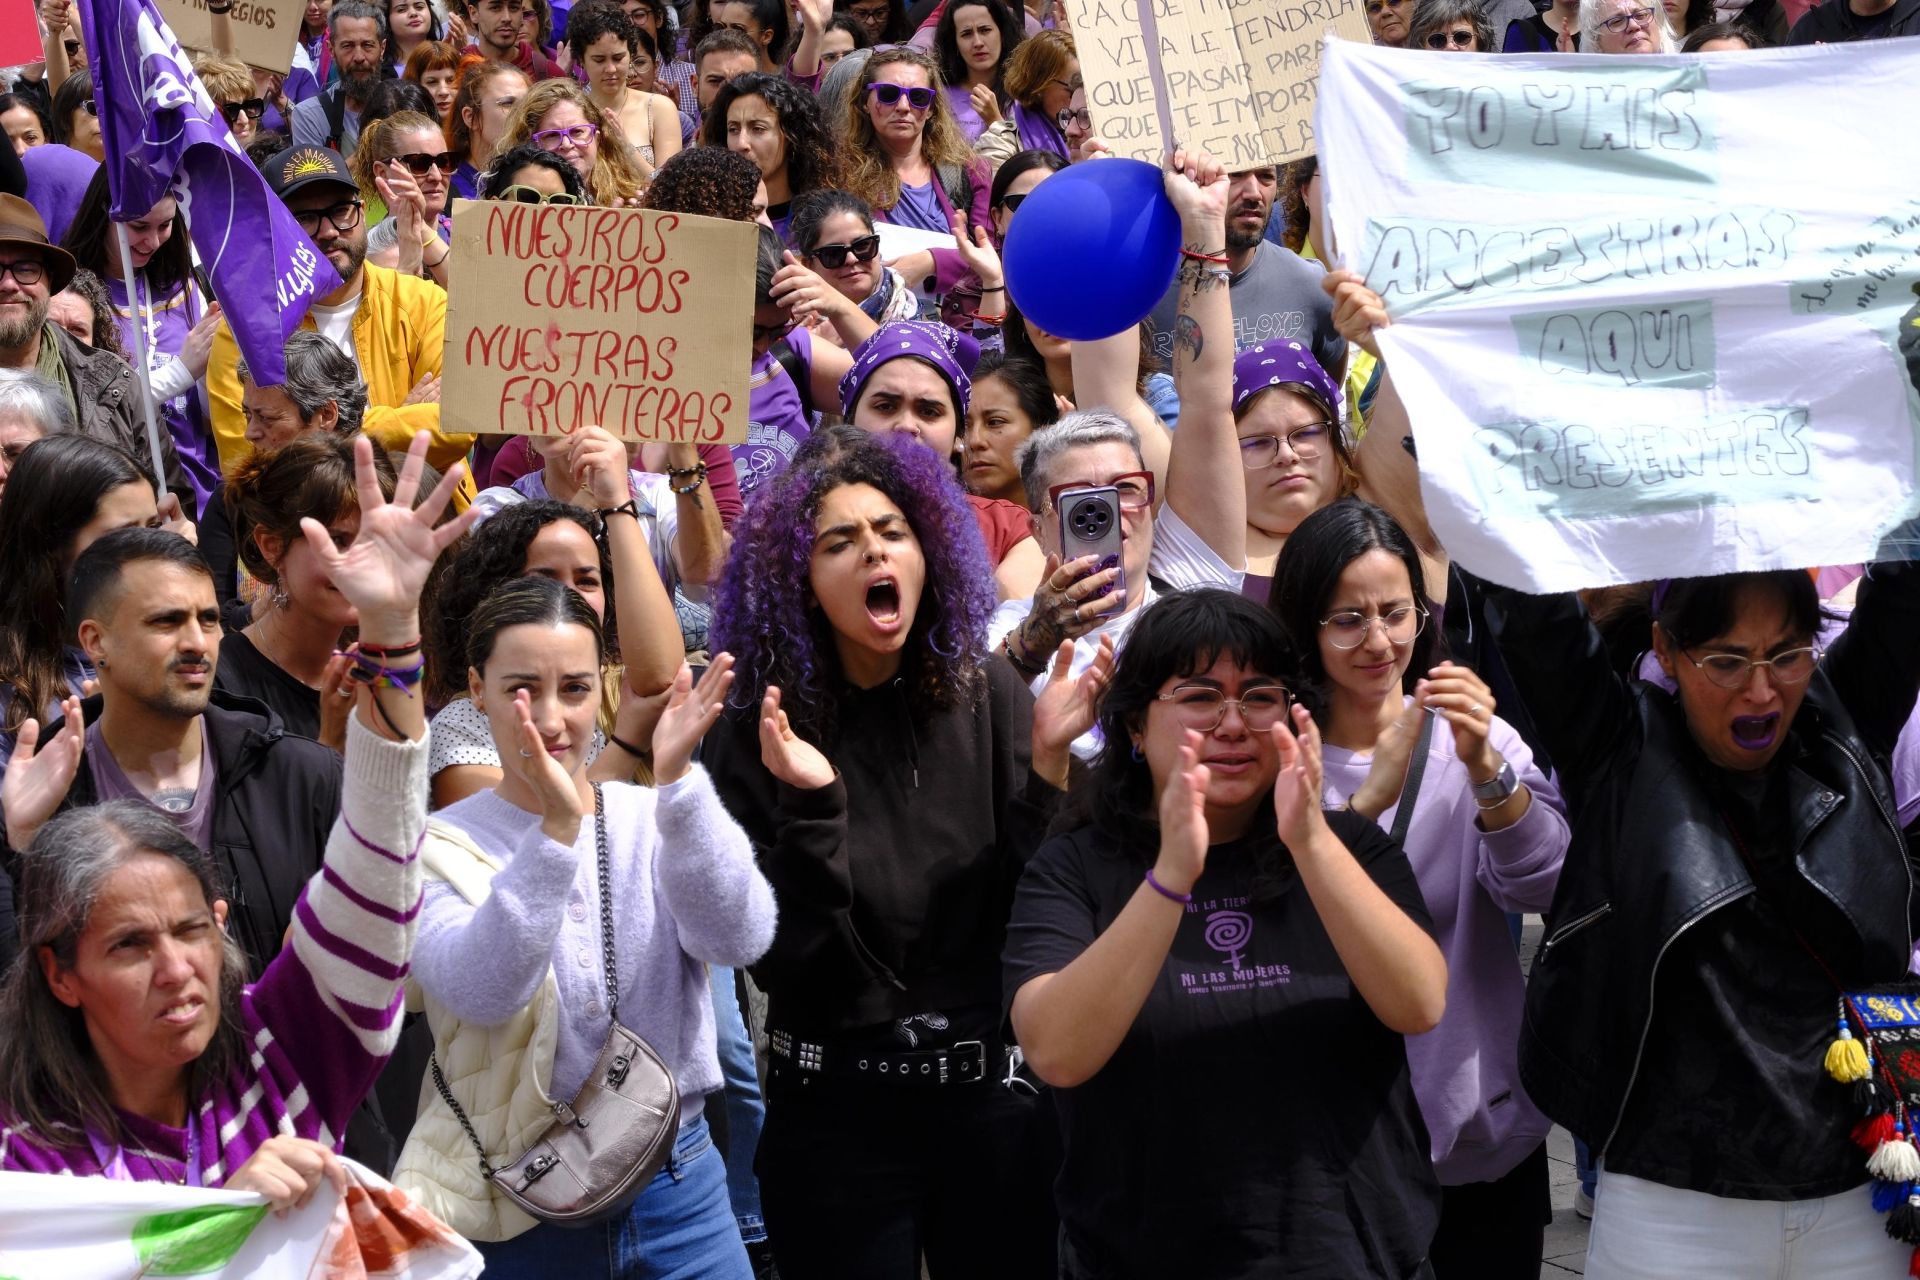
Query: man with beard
461 0 565 79
0 195 190 500
1145 166 1345 388
0 528 342 974
202 147 472 497
290 0 392 157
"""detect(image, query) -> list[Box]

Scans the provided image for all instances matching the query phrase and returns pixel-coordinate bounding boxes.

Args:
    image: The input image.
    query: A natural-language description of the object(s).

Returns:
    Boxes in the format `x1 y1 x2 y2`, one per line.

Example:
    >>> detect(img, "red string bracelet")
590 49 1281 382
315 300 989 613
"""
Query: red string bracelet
1179 248 1229 264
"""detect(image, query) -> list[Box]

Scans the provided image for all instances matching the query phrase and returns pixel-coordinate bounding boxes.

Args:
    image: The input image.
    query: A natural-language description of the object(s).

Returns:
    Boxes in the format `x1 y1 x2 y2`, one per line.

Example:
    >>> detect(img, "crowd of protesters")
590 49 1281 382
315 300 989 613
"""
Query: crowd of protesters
0 0 1915 1278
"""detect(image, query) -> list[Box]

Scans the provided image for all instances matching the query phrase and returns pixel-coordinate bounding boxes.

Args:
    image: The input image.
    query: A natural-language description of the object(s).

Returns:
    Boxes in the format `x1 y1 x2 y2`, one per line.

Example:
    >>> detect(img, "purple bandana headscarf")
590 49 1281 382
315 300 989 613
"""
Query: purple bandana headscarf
23 144 102 246
1231 340 1341 418
840 320 982 419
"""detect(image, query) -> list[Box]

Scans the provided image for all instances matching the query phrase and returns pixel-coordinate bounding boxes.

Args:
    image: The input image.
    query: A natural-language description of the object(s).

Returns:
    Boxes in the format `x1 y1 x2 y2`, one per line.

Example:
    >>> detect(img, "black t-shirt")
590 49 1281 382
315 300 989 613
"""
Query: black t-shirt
1004 812 1441 1280
213 632 321 741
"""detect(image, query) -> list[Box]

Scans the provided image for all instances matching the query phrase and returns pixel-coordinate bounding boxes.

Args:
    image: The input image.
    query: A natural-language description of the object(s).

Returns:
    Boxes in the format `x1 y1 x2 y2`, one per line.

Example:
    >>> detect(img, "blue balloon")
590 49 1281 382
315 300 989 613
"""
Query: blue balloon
1003 159 1181 343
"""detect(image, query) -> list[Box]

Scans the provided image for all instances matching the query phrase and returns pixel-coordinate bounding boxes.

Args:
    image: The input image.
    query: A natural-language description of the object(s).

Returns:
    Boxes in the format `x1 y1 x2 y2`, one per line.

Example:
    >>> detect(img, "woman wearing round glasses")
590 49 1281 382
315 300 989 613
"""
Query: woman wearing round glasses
496 79 649 207
1004 587 1448 1277
1582 0 1676 50
841 48 992 237
1406 0 1497 49
1271 499 1568 1280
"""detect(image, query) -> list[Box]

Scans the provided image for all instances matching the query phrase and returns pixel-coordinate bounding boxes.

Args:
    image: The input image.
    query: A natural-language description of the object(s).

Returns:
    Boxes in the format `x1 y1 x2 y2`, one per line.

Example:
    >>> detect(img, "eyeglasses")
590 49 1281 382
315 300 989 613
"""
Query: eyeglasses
1364 0 1404 11
808 233 881 269
1155 684 1293 734
1320 604 1426 650
1055 107 1091 131
292 198 366 235
531 122 598 149
752 317 795 343
850 4 892 21
0 259 45 285
1423 28 1477 46
1679 646 1820 690
1599 4 1656 29
1043 471 1155 513
497 184 581 204
1047 75 1082 92
868 81 936 110
998 192 1029 213
220 97 267 123
1239 421 1334 468
390 150 458 174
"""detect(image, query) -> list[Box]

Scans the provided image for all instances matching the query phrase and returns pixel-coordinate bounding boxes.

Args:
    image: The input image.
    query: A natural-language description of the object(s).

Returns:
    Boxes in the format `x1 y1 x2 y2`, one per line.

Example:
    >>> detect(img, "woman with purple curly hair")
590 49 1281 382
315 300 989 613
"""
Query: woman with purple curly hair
701 424 1103 1277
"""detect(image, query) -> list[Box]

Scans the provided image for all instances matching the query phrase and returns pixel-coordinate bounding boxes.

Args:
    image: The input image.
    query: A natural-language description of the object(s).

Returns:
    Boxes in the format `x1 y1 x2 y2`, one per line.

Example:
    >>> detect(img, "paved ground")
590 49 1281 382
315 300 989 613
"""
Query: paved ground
1522 916 1591 1276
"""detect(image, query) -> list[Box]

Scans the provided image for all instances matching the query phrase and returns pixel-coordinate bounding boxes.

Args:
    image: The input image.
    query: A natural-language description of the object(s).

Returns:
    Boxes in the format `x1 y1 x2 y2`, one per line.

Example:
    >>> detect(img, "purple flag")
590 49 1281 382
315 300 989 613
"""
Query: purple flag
75 0 341 386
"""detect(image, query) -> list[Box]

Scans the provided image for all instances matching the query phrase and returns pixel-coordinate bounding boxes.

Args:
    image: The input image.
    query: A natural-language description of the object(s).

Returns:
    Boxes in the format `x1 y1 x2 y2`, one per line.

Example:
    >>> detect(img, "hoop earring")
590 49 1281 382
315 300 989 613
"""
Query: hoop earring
1130 742 1144 763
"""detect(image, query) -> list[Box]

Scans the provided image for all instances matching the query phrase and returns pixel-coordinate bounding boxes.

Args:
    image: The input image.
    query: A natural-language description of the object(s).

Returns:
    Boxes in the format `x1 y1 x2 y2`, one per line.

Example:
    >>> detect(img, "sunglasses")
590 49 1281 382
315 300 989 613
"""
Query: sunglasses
998 192 1030 213
79 98 97 117
751 317 795 343
807 233 881 269
868 81 936 111
1423 27 1477 46
390 150 458 174
63 39 81 56
220 97 267 123
498 184 581 204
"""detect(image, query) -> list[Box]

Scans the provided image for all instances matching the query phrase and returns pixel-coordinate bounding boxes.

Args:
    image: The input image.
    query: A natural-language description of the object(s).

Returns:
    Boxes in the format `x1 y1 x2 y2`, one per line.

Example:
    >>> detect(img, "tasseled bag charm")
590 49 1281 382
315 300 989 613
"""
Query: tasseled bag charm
1869 1105 1920 1184
1889 1184 1920 1246
1830 999 1871 1084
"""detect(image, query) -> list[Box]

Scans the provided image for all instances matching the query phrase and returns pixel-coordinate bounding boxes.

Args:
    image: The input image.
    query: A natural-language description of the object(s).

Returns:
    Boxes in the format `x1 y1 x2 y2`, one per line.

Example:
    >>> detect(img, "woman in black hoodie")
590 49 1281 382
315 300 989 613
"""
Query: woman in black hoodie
702 425 1104 1280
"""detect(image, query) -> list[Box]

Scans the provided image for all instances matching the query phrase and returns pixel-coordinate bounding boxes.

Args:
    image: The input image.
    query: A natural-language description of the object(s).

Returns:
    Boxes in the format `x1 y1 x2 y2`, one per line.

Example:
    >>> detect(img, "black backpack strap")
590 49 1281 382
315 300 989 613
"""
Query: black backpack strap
770 337 813 419
322 87 349 152
936 162 972 217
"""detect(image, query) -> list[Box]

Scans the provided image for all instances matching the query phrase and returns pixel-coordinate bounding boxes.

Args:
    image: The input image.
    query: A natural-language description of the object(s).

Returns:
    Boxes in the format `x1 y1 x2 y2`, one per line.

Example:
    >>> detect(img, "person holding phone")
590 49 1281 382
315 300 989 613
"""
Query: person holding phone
987 151 1244 760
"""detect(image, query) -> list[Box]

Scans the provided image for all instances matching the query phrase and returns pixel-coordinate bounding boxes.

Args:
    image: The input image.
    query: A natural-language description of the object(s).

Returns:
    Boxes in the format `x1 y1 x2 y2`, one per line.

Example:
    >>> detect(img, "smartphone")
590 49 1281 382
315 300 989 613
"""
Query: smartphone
1056 484 1125 604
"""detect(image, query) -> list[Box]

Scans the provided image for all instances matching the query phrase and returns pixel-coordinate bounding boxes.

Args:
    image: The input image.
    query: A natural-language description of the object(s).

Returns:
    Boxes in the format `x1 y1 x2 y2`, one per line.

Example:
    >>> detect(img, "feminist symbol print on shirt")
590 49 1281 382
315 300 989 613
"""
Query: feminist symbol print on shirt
1205 911 1254 973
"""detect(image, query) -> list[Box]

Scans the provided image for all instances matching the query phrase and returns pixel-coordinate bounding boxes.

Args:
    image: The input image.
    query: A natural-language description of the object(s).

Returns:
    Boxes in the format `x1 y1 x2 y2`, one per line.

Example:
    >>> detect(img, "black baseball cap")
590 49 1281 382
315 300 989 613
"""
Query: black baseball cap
262 145 357 201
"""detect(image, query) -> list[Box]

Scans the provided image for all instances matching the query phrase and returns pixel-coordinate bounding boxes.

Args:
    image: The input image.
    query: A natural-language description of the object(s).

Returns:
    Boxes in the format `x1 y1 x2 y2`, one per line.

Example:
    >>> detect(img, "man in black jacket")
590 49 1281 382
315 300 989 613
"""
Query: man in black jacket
0 528 340 972
1789 0 1920 40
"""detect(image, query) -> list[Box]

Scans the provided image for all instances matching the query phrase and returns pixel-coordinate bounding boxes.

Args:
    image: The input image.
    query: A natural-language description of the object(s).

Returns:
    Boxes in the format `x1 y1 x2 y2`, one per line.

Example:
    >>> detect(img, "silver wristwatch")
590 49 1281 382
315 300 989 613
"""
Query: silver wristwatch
1471 759 1518 806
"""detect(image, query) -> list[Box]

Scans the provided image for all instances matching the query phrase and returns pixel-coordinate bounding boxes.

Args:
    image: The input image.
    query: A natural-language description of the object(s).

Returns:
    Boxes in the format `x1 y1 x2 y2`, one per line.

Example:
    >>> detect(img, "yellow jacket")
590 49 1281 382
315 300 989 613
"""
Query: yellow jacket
206 264 475 500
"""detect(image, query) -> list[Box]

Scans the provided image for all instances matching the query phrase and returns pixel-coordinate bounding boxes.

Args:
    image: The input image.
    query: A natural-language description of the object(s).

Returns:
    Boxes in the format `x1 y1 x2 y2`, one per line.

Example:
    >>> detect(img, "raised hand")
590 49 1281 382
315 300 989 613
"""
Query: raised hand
1018 552 1126 659
507 688 587 844
1163 146 1228 232
969 82 1002 127
947 208 1004 291
1420 661 1499 777
564 424 632 509
770 252 851 328
758 686 835 790
297 432 475 645
652 656 735 784
157 492 198 546
3 695 83 850
1322 267 1390 358
794 0 831 33
1346 697 1426 821
1152 730 1210 895
1271 705 1329 850
1031 633 1114 787
179 304 224 380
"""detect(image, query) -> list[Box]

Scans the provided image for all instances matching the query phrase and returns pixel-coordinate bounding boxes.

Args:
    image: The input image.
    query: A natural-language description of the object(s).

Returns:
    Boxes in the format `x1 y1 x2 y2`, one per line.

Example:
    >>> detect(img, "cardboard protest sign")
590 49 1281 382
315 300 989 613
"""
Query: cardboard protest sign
1317 38 1920 592
441 199 754 444
157 0 301 73
0 1163 483 1280
1065 0 1370 170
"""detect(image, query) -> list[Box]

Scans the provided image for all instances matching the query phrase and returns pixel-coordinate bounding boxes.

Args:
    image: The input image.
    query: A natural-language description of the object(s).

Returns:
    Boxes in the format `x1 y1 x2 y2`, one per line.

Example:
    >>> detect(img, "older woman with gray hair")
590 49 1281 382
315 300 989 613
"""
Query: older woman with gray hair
1407 0 1499 49
1583 0 1676 51
0 369 73 504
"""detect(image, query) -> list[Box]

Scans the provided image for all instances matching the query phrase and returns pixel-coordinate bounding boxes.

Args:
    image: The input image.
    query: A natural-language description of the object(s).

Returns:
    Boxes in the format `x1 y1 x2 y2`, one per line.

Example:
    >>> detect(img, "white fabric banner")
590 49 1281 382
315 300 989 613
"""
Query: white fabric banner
0 1161 484 1280
1316 38 1920 591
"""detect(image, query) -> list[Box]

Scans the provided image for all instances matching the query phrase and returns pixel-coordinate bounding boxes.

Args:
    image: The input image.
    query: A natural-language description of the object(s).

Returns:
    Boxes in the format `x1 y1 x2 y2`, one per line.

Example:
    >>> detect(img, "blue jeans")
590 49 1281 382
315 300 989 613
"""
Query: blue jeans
709 965 768 1244
472 1116 752 1280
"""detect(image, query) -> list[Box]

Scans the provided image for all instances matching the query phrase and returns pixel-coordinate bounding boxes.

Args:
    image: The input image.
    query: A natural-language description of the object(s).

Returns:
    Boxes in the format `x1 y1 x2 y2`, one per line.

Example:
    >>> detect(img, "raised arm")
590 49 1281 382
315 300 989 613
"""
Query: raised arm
1068 329 1169 489
568 426 684 698
1158 149 1240 568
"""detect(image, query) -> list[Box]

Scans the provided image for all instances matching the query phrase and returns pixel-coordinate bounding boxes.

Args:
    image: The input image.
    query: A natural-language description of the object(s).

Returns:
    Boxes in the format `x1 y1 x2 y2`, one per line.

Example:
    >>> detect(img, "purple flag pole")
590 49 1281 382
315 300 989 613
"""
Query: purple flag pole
75 0 341 388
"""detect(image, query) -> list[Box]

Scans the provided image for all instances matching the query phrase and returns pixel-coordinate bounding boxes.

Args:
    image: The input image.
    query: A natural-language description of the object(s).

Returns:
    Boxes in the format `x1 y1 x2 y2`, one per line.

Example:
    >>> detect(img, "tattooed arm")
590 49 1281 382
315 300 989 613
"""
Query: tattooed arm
1161 150 1241 569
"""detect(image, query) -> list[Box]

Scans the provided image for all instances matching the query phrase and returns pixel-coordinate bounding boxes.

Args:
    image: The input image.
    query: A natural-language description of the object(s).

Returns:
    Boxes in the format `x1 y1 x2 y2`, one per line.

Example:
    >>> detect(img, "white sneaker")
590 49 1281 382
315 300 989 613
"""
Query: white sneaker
1574 1187 1594 1220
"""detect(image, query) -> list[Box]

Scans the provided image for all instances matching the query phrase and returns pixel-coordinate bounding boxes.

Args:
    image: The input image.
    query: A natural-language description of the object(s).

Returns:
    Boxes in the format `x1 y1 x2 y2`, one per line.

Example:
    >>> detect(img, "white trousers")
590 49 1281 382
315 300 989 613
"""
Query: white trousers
1586 1170 1913 1279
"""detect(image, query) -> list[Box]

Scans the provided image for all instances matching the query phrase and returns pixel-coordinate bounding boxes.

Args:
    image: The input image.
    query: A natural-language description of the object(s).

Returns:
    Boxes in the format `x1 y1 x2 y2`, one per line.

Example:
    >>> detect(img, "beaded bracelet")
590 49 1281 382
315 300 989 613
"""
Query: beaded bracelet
667 463 708 495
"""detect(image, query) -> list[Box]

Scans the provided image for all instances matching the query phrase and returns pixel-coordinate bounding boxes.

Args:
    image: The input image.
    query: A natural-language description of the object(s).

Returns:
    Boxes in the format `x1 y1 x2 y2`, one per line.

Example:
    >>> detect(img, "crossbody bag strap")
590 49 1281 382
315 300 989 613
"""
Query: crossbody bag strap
429 1053 496 1176
592 782 619 1023
1388 709 1437 849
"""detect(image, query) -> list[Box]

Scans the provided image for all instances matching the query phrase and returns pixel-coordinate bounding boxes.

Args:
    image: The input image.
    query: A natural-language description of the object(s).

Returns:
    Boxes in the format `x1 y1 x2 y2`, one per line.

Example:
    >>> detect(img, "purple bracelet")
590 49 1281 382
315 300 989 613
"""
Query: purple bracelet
1143 868 1192 905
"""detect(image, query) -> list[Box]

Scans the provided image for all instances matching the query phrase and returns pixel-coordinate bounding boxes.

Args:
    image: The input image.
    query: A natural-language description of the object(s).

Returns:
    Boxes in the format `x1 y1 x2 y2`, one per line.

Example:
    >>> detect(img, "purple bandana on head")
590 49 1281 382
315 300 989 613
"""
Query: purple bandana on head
840 320 982 419
1231 340 1340 418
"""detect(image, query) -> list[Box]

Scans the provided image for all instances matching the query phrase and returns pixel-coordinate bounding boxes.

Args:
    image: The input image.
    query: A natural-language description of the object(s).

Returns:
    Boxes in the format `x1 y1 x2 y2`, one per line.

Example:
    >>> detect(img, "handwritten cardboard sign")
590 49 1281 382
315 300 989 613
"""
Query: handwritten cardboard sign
441 199 753 444
1066 0 1370 170
158 0 301 73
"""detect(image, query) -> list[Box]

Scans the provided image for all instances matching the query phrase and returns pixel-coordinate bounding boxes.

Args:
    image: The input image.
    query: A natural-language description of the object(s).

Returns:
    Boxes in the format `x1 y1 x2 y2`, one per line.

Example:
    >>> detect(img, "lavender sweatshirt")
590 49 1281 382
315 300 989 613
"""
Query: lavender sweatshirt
1 717 429 1181
1321 705 1570 1186
414 769 776 1106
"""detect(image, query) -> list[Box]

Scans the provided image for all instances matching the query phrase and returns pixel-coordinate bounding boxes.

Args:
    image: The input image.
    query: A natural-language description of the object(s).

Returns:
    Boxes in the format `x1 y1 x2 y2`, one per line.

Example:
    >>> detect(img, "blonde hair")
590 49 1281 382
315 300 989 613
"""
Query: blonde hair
1002 29 1073 108
840 47 975 215
348 110 443 205
191 51 255 104
496 78 647 205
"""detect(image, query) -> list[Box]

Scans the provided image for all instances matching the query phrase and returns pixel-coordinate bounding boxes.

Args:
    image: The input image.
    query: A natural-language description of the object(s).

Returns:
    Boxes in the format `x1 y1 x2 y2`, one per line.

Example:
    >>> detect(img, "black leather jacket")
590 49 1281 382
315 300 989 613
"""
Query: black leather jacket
1482 564 1920 1182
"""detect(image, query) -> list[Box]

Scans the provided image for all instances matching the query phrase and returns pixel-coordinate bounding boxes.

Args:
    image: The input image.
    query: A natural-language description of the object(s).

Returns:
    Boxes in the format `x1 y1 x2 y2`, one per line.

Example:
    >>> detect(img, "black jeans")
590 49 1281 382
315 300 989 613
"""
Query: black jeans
758 1055 1057 1280
1427 1141 1552 1280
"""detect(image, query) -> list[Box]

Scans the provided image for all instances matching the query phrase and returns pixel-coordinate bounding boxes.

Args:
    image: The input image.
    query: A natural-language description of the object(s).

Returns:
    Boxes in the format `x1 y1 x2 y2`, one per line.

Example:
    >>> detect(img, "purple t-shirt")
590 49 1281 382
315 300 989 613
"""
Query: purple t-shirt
891 178 950 234
735 324 814 498
86 717 217 851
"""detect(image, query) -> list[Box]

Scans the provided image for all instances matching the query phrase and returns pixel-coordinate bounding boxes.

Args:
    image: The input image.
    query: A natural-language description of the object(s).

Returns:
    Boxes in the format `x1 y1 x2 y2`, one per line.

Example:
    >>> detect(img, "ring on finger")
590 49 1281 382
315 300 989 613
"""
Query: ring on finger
1469 702 1484 716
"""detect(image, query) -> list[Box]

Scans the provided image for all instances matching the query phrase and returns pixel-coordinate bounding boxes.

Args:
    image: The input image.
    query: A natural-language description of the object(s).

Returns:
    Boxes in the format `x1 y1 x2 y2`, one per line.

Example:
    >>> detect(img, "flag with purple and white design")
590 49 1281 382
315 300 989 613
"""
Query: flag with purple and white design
74 0 341 386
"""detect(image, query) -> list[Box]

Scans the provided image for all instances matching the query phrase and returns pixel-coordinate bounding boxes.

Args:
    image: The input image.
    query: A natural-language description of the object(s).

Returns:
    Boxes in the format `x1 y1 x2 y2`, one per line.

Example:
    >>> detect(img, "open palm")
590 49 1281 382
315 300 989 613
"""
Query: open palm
300 434 475 628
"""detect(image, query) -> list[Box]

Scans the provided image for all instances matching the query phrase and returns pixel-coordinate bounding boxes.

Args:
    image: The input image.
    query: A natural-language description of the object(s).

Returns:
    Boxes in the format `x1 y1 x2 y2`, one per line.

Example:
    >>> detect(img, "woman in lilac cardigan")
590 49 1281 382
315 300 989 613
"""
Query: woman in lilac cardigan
0 434 473 1203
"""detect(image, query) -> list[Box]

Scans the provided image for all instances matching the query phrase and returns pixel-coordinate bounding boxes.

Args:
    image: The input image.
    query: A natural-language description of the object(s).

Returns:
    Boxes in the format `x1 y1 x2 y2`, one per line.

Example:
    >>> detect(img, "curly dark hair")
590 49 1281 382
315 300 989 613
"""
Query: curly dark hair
640 144 763 220
701 73 839 202
708 425 995 741
1277 155 1316 256
480 143 591 201
424 500 618 702
567 0 641 62
56 268 127 360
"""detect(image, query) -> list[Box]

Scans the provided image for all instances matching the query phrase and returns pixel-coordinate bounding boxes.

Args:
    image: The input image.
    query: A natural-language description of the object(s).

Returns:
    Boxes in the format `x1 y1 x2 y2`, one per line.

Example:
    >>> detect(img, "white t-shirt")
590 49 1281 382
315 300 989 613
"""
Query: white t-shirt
988 503 1244 760
308 285 362 359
